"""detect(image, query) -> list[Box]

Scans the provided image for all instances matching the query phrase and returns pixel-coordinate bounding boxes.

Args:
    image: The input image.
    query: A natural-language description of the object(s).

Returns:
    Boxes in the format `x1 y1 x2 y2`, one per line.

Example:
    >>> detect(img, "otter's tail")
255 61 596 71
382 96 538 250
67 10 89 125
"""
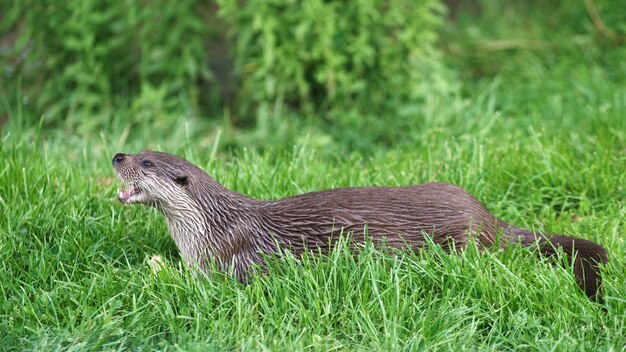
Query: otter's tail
505 227 607 302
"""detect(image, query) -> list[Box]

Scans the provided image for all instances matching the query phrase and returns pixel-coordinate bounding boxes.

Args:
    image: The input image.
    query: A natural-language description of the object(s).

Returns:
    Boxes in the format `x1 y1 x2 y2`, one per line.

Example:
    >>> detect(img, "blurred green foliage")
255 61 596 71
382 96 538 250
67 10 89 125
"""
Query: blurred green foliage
0 0 451 134
0 0 211 131
0 0 624 149
217 0 451 117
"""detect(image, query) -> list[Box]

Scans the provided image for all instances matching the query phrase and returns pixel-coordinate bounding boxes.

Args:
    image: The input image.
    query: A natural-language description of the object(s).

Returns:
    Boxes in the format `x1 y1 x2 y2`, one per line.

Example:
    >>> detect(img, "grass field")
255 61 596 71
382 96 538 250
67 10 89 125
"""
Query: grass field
2 3 626 350
2 69 626 350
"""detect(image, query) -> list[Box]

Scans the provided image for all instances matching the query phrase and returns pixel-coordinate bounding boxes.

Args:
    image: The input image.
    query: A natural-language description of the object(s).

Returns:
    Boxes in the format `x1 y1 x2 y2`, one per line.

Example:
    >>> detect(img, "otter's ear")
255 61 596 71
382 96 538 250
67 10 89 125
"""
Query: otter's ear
174 174 189 187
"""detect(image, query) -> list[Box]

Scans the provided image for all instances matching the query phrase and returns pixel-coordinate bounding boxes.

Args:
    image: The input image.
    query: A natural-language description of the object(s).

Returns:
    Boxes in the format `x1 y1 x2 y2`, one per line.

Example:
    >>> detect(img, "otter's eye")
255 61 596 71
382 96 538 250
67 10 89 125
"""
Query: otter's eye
142 160 153 168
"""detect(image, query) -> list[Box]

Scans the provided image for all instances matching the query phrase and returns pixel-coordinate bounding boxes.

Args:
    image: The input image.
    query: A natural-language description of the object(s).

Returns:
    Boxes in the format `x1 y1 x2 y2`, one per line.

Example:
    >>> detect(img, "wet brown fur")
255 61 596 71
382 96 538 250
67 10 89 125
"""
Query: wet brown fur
113 151 608 302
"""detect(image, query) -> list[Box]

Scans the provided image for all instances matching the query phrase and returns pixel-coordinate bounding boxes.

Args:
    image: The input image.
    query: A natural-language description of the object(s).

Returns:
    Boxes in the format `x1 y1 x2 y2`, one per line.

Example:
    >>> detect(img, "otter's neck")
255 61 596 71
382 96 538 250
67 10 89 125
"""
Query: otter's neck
157 176 274 279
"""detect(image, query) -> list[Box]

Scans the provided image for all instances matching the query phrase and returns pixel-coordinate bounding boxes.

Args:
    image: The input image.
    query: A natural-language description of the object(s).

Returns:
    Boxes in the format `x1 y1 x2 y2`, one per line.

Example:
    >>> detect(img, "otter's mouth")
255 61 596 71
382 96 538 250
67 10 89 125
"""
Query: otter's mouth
117 183 143 203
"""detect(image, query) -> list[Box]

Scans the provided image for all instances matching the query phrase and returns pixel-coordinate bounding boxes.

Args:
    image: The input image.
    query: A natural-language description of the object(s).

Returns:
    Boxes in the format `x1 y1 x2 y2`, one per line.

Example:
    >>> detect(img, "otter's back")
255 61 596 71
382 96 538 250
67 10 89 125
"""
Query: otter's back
259 182 500 252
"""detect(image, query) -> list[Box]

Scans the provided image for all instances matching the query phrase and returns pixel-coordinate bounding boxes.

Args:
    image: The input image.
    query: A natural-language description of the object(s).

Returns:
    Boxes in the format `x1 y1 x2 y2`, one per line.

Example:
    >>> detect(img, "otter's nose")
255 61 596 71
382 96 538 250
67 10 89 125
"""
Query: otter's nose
112 153 126 166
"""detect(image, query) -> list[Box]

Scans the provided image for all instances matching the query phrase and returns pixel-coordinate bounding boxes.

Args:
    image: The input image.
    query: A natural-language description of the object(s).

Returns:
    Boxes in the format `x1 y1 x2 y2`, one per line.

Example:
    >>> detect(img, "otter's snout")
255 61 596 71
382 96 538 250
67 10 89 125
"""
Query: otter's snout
112 153 127 166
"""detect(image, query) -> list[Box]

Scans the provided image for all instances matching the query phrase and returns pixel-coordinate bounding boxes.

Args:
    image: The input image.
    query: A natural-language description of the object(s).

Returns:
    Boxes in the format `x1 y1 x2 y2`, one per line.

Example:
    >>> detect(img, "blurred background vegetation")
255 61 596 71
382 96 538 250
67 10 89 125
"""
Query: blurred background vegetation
0 0 624 152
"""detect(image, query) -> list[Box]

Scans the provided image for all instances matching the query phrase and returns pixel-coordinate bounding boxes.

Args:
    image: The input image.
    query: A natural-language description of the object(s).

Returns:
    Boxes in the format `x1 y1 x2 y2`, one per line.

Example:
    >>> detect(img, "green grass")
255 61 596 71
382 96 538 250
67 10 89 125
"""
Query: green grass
2 3 626 349
2 89 626 350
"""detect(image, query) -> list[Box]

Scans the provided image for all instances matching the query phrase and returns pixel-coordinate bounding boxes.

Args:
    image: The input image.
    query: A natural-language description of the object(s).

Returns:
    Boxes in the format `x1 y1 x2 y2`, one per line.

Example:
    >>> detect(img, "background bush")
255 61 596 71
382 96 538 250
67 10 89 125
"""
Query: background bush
0 0 623 147
0 0 451 136
217 0 452 118
0 0 212 132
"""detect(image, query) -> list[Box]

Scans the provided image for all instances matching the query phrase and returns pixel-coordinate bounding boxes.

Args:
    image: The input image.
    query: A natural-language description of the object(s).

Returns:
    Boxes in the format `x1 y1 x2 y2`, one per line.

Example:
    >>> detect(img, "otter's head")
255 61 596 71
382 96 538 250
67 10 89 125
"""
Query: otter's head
112 151 197 206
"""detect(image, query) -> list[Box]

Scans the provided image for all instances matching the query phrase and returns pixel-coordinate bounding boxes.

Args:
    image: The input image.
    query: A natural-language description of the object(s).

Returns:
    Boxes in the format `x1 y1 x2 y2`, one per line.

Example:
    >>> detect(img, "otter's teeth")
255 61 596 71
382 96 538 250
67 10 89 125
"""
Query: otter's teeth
118 188 129 202
118 184 139 203
117 185 136 203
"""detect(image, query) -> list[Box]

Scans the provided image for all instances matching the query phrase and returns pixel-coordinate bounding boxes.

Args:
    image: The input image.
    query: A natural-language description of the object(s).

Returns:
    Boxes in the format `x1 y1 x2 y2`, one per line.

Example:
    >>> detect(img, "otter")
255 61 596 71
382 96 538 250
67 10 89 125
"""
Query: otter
112 151 607 302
